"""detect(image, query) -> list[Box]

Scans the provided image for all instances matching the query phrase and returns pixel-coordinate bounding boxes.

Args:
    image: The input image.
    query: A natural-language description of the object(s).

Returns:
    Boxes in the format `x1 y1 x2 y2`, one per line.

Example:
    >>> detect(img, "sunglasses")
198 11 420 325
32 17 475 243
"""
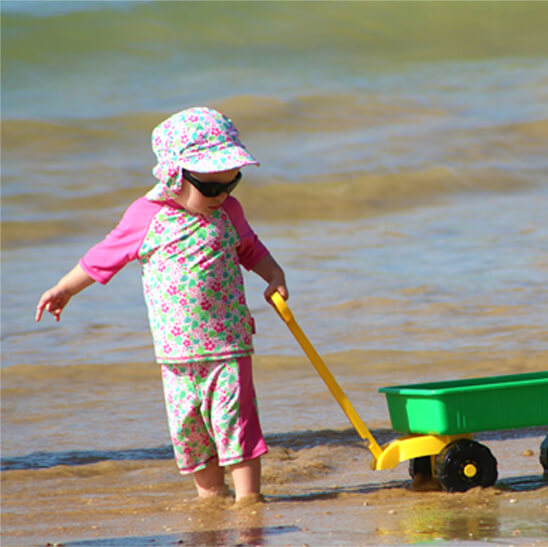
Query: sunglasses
183 170 242 197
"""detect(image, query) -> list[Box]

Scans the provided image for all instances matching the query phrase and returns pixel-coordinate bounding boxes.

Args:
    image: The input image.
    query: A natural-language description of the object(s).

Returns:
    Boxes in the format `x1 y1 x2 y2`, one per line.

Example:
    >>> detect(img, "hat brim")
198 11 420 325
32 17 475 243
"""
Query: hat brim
179 142 260 173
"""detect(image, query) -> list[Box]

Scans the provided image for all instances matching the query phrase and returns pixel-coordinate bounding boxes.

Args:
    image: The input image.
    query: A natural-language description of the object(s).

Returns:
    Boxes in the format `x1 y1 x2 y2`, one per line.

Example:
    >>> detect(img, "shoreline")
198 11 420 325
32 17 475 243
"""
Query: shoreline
2 428 547 546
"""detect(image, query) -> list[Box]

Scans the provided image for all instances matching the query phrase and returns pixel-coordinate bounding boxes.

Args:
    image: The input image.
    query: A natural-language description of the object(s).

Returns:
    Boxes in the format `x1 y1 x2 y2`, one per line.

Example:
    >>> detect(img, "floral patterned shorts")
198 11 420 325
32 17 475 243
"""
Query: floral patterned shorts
161 356 268 474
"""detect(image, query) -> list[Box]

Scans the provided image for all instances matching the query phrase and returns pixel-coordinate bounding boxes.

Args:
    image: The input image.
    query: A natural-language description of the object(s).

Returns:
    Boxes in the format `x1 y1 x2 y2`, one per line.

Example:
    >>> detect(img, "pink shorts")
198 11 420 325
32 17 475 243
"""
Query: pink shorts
161 356 268 474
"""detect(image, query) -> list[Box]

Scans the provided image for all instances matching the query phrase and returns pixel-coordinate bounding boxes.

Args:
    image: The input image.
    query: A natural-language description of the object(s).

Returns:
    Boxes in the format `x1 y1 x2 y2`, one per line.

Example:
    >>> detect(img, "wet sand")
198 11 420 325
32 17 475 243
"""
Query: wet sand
2 353 547 546
2 428 547 546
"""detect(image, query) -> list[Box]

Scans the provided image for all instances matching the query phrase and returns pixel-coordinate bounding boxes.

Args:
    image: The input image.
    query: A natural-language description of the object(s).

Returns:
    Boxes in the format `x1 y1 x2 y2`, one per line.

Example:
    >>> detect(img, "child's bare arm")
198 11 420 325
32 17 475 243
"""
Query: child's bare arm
251 254 288 303
35 264 96 322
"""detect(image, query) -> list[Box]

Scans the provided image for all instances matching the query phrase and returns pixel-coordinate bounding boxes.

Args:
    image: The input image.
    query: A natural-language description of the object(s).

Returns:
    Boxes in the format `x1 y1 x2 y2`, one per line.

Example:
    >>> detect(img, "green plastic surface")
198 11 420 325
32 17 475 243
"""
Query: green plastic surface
379 371 548 435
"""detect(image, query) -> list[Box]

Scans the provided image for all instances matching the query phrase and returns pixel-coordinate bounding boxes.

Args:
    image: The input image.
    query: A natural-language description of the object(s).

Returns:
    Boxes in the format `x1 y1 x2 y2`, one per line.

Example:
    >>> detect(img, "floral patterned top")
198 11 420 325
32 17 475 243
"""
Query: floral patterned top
80 196 269 364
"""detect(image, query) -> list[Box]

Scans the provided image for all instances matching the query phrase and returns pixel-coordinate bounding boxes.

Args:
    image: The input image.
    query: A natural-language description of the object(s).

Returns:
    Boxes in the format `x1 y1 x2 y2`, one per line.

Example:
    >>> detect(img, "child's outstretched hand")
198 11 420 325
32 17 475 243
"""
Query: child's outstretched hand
35 286 73 322
35 264 96 322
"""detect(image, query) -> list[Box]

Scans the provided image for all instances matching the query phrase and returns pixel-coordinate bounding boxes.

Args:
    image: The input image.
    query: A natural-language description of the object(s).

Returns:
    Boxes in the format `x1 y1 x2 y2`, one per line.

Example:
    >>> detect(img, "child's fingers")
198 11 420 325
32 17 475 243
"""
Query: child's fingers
35 291 65 322
264 285 288 303
35 304 45 322
277 286 289 300
35 302 55 322
47 303 61 321
48 300 65 321
35 294 50 322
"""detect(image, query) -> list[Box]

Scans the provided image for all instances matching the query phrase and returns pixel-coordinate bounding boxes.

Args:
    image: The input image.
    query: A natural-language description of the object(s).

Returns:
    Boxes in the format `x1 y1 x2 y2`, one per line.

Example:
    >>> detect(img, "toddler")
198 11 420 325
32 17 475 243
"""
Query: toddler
35 107 288 503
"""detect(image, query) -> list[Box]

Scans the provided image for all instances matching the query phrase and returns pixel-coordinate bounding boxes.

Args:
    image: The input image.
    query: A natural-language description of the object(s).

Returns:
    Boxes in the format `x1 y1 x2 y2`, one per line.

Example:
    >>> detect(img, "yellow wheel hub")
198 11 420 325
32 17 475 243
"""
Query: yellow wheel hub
463 463 478 478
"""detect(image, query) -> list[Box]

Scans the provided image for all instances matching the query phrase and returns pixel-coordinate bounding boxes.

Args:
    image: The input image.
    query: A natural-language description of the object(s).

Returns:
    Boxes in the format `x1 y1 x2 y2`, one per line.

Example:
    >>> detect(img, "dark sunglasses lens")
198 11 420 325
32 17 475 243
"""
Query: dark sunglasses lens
185 171 241 197
197 183 219 197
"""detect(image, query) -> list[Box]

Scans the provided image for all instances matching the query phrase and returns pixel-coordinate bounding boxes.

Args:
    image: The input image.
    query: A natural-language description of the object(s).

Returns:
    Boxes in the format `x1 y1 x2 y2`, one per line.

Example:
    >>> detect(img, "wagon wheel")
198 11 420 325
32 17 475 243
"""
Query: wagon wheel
409 456 433 480
540 435 548 476
435 439 498 492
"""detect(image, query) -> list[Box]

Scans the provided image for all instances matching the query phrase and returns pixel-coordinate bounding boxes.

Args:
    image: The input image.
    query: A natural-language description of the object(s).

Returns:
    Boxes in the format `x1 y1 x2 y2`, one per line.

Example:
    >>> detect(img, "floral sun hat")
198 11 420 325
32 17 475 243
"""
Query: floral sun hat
146 107 259 201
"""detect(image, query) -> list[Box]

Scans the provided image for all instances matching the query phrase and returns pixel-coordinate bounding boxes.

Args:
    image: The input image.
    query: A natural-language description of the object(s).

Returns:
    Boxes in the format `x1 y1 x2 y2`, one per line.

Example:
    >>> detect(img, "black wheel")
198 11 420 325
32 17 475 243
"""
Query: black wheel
409 455 433 480
435 439 498 492
540 435 548 476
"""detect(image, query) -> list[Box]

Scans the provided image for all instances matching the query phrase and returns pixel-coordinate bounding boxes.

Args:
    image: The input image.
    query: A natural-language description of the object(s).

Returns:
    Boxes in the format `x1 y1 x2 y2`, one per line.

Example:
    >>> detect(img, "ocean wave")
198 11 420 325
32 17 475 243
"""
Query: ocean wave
3 2 548 64
1 0 147 16
1 165 540 249
0 445 173 471
3 2 548 122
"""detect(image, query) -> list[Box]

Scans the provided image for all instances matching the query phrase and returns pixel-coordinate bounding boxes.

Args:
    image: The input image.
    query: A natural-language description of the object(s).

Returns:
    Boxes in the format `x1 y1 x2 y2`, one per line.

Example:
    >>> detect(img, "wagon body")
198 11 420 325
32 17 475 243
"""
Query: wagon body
271 293 548 490
379 371 548 435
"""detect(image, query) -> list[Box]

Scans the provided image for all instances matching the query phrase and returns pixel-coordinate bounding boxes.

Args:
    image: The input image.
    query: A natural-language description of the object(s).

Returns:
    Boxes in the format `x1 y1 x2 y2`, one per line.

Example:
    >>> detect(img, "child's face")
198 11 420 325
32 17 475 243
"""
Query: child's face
173 168 241 216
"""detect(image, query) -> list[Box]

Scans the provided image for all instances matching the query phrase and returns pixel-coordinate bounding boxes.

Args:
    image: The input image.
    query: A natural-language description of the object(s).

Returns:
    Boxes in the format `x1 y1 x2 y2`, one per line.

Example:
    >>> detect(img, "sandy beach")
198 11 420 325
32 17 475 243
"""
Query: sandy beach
2 427 547 546
2 354 547 546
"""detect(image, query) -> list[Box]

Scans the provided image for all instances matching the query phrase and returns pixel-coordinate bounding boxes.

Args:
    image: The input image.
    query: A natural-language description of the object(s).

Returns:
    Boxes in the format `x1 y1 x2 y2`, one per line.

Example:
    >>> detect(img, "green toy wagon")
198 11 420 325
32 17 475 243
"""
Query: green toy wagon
380 371 548 491
272 293 548 492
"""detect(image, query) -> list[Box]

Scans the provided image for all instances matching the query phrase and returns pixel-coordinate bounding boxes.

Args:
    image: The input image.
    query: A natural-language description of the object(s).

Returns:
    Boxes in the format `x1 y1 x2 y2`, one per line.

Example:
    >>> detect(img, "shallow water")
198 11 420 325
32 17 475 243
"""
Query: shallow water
2 1 548 545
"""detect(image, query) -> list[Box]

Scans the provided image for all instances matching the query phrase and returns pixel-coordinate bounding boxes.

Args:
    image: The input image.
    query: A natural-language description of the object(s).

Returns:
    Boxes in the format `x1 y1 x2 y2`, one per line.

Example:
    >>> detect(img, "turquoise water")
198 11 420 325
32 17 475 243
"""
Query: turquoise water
2 0 547 380
2 0 547 378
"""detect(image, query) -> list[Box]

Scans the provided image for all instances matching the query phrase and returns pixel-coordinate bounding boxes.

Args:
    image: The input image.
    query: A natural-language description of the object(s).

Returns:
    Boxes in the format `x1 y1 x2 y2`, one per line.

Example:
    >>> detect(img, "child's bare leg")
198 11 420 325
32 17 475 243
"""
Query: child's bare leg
230 456 262 501
193 458 228 498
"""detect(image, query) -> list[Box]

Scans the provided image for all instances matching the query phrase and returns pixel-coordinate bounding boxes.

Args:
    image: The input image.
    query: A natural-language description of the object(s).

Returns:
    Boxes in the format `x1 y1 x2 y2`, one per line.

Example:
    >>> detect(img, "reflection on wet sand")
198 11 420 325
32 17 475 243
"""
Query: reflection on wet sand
388 497 501 543
62 527 301 547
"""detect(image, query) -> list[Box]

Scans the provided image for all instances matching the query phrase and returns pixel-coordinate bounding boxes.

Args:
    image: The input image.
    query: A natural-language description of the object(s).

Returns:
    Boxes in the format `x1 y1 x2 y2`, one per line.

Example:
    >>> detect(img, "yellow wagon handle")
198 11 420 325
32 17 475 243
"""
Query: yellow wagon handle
270 291 383 460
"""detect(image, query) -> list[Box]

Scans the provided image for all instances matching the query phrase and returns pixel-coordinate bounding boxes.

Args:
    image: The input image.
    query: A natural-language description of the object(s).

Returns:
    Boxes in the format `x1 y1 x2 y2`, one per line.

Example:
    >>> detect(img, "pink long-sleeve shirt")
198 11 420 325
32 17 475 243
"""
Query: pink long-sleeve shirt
80 196 269 364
